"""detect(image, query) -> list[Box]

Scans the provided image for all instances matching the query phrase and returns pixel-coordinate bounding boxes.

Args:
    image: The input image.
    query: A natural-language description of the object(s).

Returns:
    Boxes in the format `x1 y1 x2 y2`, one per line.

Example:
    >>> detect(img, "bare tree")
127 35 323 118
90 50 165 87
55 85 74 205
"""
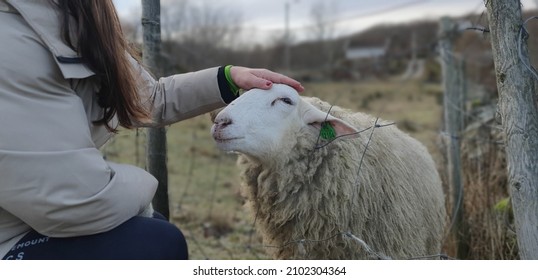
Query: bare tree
182 2 242 48
158 1 243 70
120 19 140 43
161 0 189 41
119 7 142 42
309 0 336 42
309 0 338 73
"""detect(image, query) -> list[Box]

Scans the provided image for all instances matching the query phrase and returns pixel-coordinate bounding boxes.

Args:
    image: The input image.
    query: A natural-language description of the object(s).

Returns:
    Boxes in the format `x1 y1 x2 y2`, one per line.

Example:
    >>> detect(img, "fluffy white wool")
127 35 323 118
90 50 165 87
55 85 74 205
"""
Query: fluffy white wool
212 84 446 259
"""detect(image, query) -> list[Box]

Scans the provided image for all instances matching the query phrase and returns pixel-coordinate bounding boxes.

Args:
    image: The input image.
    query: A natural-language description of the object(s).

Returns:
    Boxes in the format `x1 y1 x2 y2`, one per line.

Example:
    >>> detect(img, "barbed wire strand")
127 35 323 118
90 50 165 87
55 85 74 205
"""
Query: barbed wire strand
348 117 382 219
438 48 504 151
246 203 262 260
313 105 335 150
407 253 455 260
206 151 223 220
463 0 489 36
217 238 235 260
178 131 198 206
255 230 442 260
219 230 454 260
314 122 396 149
263 232 343 249
344 232 391 260
440 131 504 145
186 228 210 260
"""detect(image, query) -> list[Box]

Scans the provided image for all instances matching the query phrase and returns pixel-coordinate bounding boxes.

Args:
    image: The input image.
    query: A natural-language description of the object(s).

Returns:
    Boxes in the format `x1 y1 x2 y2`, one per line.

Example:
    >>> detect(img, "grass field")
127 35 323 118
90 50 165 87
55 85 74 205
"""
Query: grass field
103 79 444 259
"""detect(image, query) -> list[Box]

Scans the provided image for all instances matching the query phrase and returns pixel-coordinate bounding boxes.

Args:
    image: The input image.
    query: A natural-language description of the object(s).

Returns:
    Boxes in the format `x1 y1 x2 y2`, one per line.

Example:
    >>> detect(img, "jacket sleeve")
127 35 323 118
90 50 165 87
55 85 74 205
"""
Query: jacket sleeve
0 151 157 237
0 63 157 238
129 56 237 126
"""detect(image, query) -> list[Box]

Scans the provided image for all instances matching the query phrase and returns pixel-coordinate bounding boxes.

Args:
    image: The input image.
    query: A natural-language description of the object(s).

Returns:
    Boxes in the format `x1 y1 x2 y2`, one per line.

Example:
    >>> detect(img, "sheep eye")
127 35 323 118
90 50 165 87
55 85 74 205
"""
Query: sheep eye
280 97 293 105
271 97 294 106
281 97 295 105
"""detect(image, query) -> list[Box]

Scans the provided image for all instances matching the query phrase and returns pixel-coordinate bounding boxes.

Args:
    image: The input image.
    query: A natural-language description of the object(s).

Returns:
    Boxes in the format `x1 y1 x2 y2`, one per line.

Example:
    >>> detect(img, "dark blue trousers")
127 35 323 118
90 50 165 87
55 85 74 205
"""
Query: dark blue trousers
2 213 188 260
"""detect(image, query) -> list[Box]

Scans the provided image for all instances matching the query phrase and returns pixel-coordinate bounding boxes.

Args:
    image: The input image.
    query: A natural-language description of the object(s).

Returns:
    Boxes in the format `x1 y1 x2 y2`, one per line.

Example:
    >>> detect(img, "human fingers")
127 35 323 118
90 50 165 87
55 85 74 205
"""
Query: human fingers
252 69 305 93
230 66 271 90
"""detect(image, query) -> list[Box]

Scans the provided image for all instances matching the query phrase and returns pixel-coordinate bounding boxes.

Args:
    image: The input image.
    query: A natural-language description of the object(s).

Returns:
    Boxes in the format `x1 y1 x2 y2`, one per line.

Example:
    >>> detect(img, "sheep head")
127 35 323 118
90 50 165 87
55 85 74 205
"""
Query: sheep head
211 84 358 161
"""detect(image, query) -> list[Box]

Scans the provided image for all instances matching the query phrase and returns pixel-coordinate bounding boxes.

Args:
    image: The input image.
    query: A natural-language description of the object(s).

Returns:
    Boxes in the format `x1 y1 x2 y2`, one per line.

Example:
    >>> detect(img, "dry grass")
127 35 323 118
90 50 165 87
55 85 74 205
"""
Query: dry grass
441 120 518 259
102 79 514 259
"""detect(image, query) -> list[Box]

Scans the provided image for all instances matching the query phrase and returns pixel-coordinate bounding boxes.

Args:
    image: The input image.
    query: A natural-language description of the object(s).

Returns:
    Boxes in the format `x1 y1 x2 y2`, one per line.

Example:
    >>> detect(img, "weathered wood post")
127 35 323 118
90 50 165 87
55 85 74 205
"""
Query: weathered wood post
142 0 170 219
486 0 538 259
439 16 469 259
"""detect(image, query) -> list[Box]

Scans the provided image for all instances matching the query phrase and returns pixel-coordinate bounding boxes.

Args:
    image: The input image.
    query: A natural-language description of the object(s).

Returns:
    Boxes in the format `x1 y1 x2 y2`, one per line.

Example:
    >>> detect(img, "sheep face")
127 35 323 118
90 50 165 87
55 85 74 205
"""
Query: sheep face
211 84 357 161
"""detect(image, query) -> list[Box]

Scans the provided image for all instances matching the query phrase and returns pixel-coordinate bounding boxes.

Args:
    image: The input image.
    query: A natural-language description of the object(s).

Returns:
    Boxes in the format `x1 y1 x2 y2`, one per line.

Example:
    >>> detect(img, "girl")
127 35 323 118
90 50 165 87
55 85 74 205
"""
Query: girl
0 0 303 260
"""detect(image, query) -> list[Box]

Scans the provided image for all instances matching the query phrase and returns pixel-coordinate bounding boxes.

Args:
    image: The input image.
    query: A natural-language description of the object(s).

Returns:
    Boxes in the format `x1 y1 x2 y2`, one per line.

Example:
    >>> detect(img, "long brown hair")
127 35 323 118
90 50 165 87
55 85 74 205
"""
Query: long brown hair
56 0 149 132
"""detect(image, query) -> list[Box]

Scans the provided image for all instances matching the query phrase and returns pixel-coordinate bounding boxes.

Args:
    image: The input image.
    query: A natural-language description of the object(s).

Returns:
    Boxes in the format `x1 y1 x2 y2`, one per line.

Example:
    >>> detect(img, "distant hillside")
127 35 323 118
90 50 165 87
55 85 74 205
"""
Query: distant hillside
159 8 538 88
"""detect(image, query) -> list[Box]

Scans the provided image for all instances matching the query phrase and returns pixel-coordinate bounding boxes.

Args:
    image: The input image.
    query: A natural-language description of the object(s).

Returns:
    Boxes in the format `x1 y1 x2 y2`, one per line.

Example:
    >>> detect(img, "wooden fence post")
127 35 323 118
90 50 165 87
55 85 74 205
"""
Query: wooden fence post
486 0 538 259
439 16 469 259
142 0 170 219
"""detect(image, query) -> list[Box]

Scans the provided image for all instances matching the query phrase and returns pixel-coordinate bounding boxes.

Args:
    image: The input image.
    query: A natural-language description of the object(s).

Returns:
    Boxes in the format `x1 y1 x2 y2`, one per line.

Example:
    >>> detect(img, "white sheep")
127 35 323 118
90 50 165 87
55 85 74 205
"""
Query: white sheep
211 84 446 259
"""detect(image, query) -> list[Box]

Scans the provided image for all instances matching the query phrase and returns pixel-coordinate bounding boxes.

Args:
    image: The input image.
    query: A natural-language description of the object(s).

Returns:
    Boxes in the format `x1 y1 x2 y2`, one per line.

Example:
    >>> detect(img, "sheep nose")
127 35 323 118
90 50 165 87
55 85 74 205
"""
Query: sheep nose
214 117 232 128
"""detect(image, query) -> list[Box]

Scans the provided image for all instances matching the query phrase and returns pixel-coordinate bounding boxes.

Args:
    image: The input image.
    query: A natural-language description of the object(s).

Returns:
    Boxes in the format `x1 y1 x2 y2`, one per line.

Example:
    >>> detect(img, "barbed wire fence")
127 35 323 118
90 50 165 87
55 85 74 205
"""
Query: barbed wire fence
99 0 536 260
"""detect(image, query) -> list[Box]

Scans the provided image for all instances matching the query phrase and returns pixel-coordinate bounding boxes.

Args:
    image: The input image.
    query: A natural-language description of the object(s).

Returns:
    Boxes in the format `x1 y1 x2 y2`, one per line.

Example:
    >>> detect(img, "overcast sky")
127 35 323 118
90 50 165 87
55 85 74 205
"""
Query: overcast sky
113 0 538 43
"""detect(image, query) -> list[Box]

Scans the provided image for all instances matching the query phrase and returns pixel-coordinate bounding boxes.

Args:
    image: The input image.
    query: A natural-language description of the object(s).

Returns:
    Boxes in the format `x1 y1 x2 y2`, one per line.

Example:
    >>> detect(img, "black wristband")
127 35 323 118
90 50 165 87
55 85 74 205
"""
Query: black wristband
217 66 238 104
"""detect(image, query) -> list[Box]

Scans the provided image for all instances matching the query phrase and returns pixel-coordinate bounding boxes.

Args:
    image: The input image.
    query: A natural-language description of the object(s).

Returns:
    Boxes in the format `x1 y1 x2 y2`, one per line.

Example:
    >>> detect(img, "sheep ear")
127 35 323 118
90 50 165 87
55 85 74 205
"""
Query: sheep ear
303 105 359 139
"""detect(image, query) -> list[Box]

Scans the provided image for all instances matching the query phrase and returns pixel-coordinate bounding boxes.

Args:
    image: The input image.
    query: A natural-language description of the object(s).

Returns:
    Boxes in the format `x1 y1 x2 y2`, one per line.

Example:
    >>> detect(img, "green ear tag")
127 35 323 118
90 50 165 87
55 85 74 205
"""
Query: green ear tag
320 122 336 140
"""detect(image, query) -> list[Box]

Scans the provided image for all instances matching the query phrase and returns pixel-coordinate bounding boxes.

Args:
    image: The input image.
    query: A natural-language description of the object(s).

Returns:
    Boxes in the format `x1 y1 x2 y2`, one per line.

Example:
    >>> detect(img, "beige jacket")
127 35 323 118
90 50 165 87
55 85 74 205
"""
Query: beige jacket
0 0 234 258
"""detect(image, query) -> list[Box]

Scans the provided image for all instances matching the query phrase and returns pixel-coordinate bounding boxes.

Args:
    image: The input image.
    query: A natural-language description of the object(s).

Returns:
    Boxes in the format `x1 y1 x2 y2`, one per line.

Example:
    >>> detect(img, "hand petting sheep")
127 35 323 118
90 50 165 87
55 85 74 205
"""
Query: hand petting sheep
211 84 446 260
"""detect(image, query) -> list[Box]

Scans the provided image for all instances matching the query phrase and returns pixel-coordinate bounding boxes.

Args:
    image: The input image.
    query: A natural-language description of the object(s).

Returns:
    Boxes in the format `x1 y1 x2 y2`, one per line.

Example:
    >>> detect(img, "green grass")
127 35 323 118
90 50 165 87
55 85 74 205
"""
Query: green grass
103 79 443 259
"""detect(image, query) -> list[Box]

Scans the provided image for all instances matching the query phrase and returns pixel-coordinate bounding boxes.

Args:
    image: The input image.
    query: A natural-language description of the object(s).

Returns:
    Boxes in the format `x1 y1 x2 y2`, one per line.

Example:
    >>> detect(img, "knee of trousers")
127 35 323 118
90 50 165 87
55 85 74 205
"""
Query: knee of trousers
154 221 189 260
